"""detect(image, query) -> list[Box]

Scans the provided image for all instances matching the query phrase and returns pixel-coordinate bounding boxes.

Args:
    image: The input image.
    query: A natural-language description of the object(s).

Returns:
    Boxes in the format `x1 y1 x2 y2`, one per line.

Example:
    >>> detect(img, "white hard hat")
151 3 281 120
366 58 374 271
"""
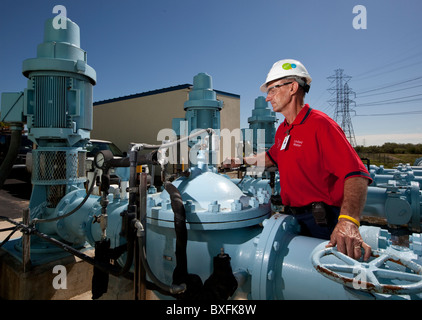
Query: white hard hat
260 59 312 93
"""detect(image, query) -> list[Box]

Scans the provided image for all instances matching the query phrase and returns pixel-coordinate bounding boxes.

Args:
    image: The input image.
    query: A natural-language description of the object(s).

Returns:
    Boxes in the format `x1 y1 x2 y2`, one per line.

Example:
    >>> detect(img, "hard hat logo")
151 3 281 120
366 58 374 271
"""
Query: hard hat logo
282 63 297 70
260 59 312 93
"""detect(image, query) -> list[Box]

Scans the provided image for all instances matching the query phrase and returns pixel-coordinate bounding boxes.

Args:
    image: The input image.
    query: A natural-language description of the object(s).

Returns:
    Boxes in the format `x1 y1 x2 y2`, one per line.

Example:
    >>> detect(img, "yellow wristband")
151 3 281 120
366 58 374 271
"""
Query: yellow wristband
338 215 360 227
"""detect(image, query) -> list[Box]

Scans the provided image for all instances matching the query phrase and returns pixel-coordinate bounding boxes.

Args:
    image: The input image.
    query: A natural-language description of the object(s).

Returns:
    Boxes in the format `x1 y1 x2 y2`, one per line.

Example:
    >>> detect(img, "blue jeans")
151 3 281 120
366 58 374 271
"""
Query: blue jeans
290 206 340 240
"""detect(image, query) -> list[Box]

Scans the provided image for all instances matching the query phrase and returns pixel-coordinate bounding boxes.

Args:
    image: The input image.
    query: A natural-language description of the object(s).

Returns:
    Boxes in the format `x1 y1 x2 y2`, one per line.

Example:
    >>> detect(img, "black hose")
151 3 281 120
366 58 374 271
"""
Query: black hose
164 182 188 284
0 127 22 190
138 235 186 294
31 171 98 224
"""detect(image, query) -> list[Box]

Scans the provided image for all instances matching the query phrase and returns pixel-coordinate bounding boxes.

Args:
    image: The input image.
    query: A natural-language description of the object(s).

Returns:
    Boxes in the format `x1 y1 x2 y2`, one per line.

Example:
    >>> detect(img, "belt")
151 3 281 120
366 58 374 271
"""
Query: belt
285 204 313 215
285 203 341 228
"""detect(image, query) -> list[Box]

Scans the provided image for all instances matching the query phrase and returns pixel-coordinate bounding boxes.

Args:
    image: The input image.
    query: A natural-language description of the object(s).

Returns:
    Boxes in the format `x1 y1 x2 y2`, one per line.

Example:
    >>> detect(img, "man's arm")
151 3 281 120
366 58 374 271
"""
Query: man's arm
244 152 276 167
326 176 372 261
223 152 275 169
341 176 368 223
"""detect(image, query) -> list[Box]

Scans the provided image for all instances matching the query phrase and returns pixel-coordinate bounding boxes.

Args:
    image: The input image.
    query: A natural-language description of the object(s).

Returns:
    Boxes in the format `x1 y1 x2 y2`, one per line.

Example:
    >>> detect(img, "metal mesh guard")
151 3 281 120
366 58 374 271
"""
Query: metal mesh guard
32 149 86 185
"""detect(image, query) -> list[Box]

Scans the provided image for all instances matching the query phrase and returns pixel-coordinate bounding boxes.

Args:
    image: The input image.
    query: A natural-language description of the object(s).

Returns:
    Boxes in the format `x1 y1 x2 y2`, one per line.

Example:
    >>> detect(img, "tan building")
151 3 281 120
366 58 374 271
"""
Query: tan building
91 83 241 162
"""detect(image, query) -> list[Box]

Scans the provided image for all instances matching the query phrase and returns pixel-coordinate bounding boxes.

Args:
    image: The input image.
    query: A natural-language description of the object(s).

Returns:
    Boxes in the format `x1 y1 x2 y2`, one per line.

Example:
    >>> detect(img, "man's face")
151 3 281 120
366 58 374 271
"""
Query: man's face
265 80 293 113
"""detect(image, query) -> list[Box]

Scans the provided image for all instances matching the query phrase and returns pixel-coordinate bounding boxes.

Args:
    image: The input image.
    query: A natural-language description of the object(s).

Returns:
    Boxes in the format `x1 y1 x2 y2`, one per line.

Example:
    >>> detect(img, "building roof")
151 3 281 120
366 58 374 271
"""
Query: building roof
93 84 240 106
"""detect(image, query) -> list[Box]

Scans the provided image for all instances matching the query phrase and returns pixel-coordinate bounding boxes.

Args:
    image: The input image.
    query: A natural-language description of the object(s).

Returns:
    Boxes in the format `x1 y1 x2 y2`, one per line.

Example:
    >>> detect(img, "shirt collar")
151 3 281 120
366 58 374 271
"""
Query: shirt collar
283 104 312 128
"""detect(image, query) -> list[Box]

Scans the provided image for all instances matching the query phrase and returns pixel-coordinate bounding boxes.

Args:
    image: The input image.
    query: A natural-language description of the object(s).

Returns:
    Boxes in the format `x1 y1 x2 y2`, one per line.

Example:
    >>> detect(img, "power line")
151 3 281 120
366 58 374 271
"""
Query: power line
352 42 422 81
355 110 422 117
357 94 422 107
355 76 422 95
356 83 422 99
353 59 422 82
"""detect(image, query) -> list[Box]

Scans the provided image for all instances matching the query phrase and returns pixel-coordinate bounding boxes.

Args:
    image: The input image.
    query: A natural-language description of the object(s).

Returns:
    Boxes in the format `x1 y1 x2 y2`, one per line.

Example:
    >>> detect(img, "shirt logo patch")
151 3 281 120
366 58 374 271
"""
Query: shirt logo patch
293 140 303 147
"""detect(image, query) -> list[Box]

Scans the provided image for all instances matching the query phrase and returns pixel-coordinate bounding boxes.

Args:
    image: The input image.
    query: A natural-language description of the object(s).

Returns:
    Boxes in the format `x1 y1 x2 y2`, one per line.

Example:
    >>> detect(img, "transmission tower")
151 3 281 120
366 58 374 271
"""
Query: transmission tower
327 69 357 147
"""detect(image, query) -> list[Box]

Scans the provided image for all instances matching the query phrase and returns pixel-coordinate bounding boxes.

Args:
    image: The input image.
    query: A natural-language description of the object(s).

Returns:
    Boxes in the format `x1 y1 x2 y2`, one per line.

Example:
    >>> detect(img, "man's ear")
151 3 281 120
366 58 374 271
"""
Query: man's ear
290 81 300 95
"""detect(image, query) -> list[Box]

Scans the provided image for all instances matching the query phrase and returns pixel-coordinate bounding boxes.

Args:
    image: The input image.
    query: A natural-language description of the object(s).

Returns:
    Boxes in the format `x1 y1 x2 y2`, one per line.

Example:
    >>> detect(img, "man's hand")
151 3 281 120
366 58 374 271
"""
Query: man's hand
221 157 242 169
326 219 371 261
327 177 372 261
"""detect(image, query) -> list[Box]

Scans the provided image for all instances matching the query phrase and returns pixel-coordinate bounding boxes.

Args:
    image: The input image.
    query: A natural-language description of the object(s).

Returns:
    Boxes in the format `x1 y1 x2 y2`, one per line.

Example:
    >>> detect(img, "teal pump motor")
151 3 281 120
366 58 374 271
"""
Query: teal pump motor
24 17 96 214
173 72 223 170
1 17 97 250
183 72 222 138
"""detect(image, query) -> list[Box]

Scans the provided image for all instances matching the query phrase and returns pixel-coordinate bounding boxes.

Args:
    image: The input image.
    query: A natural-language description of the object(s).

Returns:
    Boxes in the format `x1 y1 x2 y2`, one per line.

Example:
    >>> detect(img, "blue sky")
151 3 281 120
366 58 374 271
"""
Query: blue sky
1 0 421 146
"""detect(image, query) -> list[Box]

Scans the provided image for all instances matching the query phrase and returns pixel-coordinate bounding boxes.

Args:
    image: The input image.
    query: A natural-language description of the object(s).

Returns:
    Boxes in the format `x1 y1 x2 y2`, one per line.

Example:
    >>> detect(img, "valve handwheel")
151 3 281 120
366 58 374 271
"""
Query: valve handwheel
311 246 422 295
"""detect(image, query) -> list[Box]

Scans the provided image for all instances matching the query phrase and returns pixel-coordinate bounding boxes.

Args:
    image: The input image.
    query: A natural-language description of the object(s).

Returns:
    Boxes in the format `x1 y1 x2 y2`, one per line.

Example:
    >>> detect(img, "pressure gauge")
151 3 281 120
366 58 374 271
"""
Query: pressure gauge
94 150 113 169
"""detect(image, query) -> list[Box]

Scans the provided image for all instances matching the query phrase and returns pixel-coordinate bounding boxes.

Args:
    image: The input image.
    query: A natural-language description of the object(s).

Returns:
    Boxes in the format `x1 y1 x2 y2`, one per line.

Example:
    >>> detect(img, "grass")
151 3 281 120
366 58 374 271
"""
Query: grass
357 153 422 168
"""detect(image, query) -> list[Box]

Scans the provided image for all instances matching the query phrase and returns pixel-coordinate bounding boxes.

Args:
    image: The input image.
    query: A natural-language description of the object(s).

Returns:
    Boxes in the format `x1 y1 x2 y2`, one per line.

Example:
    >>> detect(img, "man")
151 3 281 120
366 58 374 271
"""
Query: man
225 59 373 261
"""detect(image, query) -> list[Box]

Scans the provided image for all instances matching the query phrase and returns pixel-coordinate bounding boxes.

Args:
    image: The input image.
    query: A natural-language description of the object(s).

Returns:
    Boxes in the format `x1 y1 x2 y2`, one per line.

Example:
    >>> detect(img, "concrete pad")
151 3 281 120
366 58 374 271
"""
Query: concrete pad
0 246 95 300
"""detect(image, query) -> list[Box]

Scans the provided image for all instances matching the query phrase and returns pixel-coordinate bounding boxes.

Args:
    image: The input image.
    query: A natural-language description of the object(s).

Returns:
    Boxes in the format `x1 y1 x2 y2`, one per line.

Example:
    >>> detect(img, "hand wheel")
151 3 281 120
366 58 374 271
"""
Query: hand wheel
311 246 422 295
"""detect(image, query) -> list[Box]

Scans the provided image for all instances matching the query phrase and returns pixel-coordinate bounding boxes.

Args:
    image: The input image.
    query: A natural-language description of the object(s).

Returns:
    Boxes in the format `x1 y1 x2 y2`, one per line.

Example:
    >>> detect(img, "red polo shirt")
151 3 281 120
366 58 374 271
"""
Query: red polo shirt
267 104 372 207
